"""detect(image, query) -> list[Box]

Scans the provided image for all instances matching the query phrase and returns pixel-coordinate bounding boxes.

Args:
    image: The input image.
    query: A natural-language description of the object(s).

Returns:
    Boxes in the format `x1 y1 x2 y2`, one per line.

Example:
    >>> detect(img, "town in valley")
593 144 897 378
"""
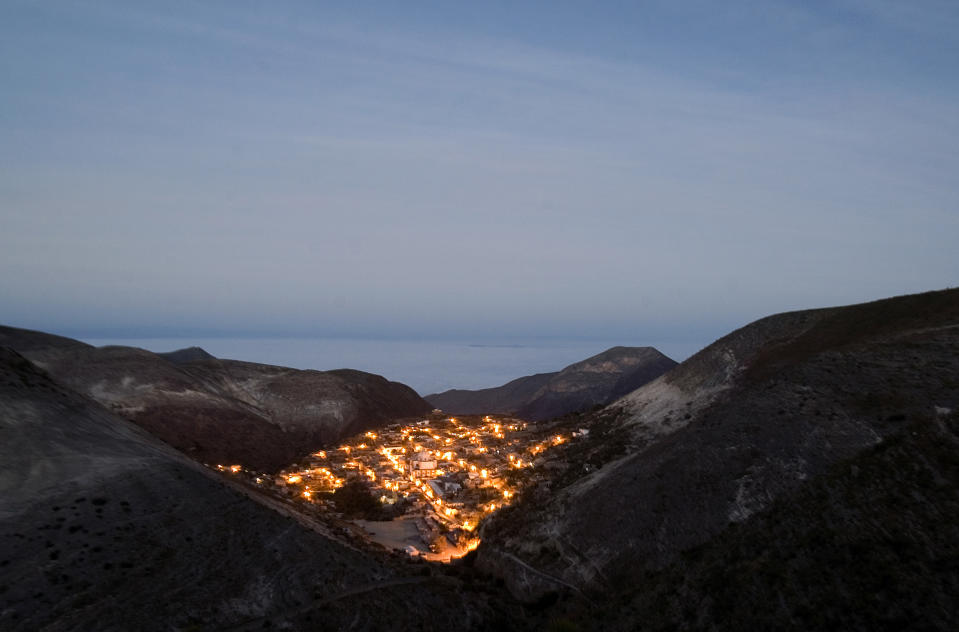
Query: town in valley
213 412 588 560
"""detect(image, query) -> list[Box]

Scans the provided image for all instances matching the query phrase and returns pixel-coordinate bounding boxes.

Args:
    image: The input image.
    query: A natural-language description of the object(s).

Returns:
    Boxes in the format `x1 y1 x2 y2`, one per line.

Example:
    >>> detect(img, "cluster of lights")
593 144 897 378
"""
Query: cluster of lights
240 415 574 555
508 454 528 468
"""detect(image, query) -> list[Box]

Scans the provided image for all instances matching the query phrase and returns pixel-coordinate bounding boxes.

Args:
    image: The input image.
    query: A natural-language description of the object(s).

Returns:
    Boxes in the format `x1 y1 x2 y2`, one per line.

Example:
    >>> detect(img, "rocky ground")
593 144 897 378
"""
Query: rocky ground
599 410 959 631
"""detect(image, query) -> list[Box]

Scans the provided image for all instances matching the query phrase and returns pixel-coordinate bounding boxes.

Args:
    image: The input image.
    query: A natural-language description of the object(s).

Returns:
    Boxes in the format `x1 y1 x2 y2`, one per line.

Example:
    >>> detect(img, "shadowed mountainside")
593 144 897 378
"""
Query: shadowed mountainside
0 348 511 631
3 289 958 630
597 411 959 631
478 288 959 608
426 346 677 421
157 346 216 364
0 327 432 472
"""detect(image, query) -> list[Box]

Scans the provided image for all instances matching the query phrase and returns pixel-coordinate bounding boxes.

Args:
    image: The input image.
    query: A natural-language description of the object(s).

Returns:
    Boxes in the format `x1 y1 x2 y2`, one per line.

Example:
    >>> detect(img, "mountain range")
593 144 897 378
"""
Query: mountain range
426 346 677 420
2 287 959 630
476 287 959 629
0 346 512 630
0 326 431 472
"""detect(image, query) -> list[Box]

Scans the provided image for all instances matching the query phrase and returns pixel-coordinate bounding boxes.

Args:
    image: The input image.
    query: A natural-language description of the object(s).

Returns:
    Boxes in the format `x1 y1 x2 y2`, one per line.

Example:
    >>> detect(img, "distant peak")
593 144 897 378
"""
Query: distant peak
158 346 216 364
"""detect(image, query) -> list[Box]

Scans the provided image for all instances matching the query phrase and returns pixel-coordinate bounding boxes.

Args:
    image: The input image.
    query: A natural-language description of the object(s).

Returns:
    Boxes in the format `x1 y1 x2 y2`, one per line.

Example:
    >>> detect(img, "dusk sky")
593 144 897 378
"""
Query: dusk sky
3 1 958 349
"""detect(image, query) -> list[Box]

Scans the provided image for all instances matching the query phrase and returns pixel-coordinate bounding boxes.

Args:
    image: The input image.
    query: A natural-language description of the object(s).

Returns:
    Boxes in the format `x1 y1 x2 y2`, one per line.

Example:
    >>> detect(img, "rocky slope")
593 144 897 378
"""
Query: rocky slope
426 346 677 421
598 411 959 631
0 348 511 631
0 327 431 471
478 288 959 605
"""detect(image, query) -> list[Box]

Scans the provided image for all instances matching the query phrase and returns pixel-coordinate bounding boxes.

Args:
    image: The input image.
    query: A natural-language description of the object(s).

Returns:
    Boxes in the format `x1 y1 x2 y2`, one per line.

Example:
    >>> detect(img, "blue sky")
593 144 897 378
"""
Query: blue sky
2 0 957 348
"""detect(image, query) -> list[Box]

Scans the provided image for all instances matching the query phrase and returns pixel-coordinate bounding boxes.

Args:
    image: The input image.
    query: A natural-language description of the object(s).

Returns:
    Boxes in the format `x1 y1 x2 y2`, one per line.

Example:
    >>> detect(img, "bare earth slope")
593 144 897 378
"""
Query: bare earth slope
0 327 431 471
478 288 959 602
426 346 677 421
0 348 506 631
600 412 959 631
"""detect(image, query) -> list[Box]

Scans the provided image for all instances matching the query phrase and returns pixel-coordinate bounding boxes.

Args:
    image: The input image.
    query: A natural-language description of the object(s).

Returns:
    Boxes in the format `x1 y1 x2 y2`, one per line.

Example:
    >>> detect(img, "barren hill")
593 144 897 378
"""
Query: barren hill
478 288 959 609
426 346 677 421
0 327 431 471
0 348 507 630
598 411 959 631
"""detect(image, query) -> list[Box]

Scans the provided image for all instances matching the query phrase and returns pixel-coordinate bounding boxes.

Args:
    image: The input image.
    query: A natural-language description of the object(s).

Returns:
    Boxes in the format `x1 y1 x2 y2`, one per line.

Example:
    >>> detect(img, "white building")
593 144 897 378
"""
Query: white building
409 451 438 478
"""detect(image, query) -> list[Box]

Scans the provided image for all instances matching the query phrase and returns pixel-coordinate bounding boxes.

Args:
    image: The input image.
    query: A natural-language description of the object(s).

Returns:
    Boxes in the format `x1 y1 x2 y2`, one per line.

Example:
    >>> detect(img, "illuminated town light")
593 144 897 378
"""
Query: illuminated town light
255 413 583 557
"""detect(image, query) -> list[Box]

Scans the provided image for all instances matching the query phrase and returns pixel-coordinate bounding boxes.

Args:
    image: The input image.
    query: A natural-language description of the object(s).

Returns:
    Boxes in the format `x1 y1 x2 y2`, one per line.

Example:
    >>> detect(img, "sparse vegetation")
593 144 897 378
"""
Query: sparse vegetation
331 478 382 518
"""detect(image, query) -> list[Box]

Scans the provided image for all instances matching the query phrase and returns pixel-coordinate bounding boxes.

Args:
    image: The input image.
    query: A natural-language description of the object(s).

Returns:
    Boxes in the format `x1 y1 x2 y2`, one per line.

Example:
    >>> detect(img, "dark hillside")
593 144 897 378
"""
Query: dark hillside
427 346 676 421
0 348 510 631
157 345 216 363
478 288 959 604
0 326 91 352
601 412 959 631
746 287 959 381
0 326 432 472
426 372 554 415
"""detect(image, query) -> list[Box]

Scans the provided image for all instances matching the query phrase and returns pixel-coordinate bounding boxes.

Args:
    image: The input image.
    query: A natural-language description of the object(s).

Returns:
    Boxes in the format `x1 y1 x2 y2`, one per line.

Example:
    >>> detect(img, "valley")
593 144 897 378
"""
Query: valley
216 413 584 561
3 288 959 630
